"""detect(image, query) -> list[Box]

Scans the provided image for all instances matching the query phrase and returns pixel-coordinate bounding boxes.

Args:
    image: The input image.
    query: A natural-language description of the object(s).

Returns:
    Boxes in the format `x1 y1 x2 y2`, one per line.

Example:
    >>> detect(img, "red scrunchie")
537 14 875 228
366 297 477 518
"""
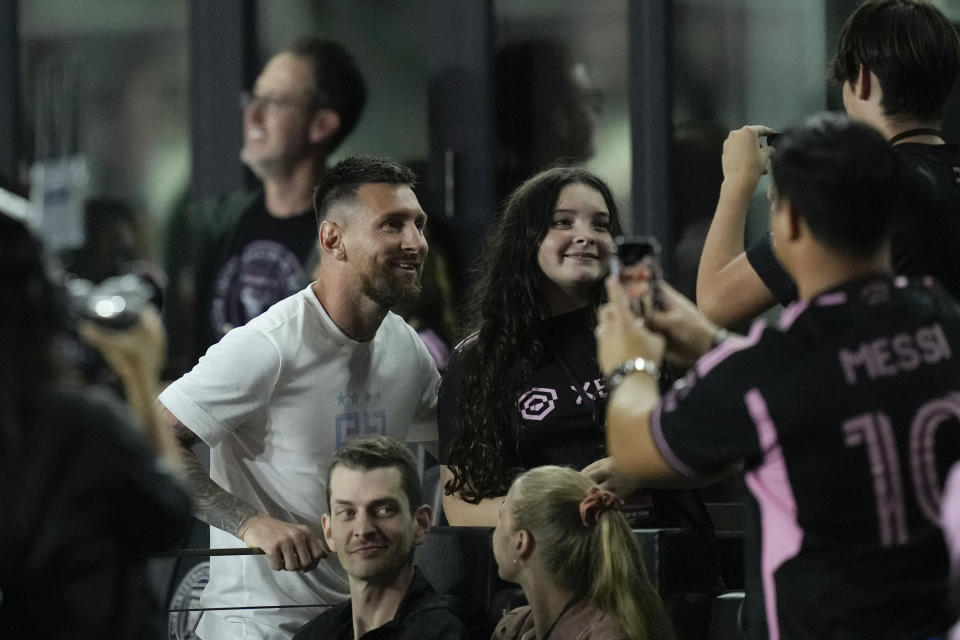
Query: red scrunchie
579 486 624 527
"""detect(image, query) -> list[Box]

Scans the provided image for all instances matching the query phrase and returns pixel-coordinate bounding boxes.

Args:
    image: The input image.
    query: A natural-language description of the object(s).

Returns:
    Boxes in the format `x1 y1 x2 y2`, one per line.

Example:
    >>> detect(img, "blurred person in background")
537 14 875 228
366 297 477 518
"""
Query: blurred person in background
54 196 165 387
495 39 603 203
0 213 190 638
166 37 367 370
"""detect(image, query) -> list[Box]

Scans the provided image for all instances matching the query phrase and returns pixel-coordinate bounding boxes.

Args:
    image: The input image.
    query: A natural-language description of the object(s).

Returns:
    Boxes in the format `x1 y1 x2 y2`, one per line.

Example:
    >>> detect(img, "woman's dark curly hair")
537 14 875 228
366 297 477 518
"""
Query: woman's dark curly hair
445 166 622 502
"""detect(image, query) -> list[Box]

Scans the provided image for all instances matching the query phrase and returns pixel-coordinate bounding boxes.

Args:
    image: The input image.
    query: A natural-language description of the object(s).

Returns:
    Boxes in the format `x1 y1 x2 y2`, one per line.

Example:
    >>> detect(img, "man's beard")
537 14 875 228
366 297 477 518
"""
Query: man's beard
358 258 423 309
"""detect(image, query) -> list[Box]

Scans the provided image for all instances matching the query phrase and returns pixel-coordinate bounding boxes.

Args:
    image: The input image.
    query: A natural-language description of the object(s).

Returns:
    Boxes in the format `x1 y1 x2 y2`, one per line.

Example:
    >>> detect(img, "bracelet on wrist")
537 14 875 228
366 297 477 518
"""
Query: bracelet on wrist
606 357 660 389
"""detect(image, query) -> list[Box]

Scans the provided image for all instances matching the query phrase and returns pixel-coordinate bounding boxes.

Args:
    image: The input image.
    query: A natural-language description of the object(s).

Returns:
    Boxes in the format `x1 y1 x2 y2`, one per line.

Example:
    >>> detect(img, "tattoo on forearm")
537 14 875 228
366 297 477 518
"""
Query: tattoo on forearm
172 421 259 537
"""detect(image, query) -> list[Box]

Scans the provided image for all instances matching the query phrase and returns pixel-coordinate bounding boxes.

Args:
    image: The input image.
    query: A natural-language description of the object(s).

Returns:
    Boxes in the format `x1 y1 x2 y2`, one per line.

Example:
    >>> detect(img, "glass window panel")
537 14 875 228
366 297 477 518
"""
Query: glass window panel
670 0 829 297
19 0 190 256
257 0 429 166
494 0 631 226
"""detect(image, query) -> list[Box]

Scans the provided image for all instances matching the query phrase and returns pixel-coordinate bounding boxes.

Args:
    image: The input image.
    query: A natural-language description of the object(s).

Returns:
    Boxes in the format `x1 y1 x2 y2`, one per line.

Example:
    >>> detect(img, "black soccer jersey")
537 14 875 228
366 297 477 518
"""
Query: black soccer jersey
746 143 960 306
892 143 960 297
653 274 960 639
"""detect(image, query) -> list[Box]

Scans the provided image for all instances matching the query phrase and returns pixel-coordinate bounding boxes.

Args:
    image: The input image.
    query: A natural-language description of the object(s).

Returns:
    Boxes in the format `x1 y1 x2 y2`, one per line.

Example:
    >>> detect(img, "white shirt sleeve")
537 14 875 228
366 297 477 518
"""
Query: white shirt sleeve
405 341 440 446
158 325 281 447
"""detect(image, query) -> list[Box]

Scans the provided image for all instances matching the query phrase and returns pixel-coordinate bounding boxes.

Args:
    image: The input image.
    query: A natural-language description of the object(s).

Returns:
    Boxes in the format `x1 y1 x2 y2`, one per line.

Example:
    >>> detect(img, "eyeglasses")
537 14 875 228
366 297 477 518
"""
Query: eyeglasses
240 91 321 113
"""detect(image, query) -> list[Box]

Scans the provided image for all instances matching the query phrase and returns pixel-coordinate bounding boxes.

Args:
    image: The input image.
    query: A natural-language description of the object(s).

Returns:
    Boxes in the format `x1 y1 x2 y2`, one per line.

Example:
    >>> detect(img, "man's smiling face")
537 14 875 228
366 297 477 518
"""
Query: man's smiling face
322 465 426 583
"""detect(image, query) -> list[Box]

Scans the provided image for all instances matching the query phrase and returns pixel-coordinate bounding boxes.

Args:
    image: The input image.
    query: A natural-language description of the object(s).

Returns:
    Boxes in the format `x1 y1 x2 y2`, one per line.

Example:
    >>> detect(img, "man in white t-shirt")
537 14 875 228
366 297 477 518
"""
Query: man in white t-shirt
159 156 440 639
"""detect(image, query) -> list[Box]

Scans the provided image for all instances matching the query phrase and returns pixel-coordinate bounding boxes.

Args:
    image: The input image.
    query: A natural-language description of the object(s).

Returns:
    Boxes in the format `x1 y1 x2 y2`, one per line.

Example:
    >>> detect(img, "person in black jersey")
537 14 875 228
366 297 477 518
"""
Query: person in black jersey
598 112 960 640
697 0 960 328
437 167 722 638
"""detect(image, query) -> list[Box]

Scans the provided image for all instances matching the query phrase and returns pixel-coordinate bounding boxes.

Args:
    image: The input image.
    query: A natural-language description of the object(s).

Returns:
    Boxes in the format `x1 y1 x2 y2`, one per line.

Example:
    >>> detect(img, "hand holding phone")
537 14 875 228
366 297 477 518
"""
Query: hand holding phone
610 235 662 317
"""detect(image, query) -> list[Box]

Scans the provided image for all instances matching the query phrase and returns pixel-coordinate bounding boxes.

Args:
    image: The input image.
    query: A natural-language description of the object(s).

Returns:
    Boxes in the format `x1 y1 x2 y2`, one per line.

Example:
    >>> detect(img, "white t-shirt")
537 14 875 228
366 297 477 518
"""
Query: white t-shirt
159 285 439 639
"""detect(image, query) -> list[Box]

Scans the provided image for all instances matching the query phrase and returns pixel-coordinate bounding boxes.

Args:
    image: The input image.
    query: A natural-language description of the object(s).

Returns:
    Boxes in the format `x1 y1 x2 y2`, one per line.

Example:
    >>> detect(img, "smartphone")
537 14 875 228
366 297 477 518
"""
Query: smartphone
610 235 662 315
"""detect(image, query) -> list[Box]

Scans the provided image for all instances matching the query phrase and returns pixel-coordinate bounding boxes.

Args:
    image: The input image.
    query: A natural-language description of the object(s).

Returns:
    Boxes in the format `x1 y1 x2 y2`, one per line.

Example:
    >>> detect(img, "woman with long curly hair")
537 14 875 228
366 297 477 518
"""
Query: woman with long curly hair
490 466 674 640
439 166 630 521
436 167 722 636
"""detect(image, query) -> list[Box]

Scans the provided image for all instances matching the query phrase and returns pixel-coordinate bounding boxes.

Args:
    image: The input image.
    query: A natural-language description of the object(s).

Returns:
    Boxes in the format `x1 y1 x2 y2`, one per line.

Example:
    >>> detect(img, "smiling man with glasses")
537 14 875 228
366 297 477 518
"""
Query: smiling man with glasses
168 38 367 365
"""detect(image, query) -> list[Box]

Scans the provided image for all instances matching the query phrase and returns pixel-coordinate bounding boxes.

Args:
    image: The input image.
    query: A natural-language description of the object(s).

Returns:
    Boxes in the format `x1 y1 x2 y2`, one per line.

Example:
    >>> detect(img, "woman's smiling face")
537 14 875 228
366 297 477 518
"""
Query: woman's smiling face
537 182 613 309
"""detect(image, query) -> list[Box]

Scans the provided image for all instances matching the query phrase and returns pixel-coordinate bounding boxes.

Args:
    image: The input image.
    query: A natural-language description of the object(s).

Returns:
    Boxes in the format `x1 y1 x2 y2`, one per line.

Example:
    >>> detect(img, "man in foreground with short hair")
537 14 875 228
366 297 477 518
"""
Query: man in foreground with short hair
697 0 960 327
293 436 466 640
159 157 440 639
597 113 960 639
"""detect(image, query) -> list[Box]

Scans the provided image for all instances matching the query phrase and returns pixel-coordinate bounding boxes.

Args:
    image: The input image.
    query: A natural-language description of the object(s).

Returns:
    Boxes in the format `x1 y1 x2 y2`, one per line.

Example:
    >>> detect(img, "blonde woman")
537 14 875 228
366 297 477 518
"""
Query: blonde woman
491 466 674 640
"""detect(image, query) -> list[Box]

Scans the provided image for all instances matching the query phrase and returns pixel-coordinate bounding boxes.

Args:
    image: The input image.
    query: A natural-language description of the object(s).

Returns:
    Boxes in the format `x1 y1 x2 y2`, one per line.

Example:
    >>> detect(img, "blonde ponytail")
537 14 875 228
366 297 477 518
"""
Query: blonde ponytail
508 466 674 640
589 509 674 639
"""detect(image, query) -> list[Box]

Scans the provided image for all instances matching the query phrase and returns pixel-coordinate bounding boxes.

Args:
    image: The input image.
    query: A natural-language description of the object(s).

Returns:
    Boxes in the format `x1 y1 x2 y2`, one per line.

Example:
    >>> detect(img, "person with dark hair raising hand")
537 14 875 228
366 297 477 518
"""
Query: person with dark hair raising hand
697 0 960 327
600 113 960 640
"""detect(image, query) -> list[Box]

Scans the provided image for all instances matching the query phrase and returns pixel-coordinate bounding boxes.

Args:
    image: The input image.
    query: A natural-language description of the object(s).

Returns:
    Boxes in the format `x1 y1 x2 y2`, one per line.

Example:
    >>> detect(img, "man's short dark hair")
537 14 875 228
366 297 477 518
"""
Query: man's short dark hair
830 0 960 123
771 112 898 256
313 156 417 222
287 37 367 153
326 436 423 512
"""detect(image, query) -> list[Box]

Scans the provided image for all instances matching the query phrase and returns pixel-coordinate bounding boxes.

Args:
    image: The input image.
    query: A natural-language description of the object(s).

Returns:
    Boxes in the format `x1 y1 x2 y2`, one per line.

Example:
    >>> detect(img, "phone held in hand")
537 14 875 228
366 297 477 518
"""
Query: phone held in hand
610 235 662 316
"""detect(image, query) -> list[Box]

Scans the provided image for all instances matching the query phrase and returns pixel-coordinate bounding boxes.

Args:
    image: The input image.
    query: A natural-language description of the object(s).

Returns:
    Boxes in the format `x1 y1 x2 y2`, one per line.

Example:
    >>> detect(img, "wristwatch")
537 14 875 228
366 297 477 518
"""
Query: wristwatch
607 357 660 389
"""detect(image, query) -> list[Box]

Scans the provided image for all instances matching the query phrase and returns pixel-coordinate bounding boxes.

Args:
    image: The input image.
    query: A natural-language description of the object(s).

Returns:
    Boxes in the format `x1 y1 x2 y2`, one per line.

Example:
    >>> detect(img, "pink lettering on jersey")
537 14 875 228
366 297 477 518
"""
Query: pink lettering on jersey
838 323 952 385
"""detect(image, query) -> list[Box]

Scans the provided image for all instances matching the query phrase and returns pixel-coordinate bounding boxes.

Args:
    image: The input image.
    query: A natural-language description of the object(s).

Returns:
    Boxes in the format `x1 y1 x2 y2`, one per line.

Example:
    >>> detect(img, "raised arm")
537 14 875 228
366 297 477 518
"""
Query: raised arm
598 276 738 488
696 125 777 327
440 466 502 527
78 306 179 465
159 404 328 571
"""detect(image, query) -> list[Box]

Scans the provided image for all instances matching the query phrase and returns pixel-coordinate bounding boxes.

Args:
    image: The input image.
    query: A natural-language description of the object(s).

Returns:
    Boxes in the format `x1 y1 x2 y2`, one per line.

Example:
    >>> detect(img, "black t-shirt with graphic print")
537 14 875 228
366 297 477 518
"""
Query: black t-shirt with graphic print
746 142 960 306
209 200 316 341
438 308 724 594
438 308 608 474
654 274 960 640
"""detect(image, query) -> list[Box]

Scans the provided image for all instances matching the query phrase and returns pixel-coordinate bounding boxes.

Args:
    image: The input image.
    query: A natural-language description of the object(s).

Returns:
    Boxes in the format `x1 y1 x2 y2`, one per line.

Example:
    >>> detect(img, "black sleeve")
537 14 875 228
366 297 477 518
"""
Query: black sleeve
745 234 798 306
890 160 938 278
654 346 763 479
77 389 192 552
437 348 466 465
